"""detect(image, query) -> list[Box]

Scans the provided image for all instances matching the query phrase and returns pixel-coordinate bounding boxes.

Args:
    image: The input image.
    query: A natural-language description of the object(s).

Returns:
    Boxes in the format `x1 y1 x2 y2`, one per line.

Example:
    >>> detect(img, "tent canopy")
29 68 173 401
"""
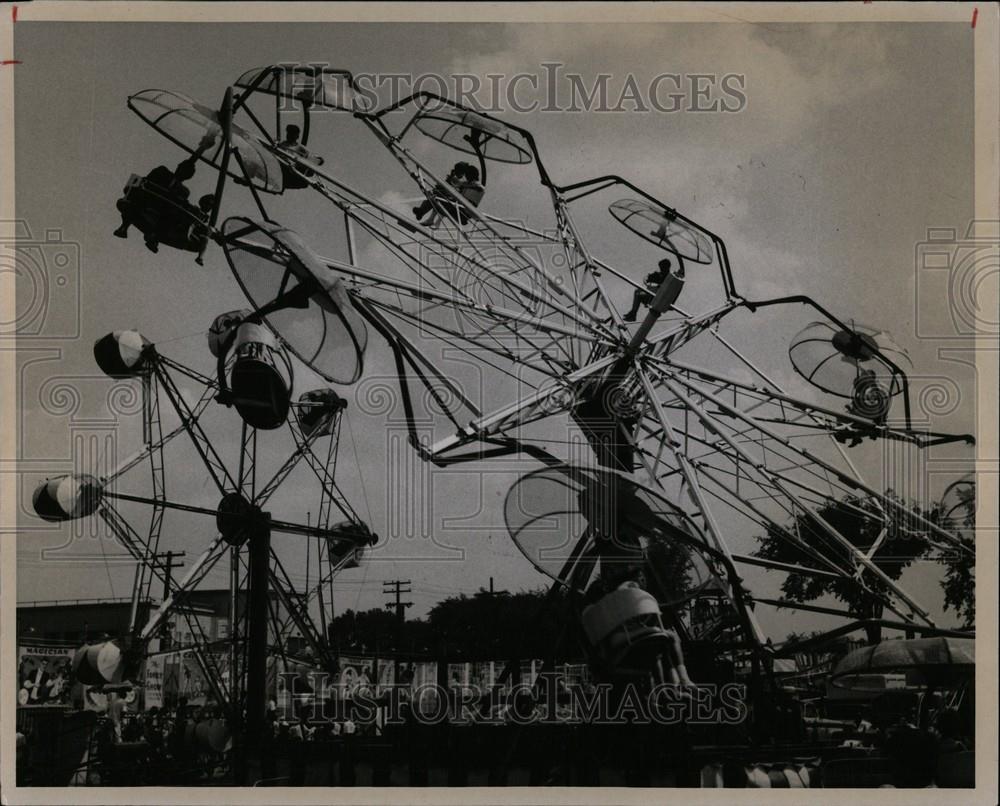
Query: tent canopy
830 636 974 691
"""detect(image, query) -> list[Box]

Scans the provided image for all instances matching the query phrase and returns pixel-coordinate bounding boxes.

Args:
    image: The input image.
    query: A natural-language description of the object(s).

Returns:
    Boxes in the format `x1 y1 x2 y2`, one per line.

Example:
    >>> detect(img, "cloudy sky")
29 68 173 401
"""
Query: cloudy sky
13 19 978 641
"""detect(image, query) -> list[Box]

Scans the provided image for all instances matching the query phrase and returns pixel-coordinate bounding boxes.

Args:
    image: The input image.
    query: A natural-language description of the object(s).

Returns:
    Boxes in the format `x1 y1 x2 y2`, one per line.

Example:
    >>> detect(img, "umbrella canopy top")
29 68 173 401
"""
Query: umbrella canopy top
830 636 974 690
219 216 368 386
788 320 911 399
128 89 283 194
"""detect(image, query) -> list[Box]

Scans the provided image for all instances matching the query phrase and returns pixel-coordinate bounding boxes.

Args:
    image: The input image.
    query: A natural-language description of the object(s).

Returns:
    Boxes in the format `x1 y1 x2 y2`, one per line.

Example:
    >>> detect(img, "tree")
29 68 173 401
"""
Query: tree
753 492 931 643
427 588 575 660
328 607 422 654
938 478 975 628
326 587 576 661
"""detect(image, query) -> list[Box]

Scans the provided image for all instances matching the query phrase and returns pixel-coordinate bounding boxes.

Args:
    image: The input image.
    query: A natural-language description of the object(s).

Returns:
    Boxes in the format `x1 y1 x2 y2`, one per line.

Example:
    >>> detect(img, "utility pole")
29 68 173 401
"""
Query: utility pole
157 550 187 601
383 580 412 686
149 551 186 649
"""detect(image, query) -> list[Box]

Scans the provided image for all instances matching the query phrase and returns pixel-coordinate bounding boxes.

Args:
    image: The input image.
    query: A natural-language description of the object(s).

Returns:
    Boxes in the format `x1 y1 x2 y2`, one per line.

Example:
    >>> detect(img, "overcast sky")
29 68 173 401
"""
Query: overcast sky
14 20 977 641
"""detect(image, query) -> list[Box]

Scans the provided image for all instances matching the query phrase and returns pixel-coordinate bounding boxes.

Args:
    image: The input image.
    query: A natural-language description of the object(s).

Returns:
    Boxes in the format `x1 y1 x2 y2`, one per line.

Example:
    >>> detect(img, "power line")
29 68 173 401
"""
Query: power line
382 579 413 622
382 579 413 679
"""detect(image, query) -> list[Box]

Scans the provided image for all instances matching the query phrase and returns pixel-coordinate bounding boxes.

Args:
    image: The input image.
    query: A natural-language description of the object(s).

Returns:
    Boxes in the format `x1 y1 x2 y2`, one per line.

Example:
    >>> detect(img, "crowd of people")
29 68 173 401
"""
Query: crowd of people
78 697 230 784
826 693 975 788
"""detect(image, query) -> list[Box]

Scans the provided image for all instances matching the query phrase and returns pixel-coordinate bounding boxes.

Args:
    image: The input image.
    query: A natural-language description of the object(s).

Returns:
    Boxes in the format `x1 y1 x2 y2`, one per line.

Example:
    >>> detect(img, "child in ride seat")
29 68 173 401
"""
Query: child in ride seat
411 126 489 226
412 162 469 222
114 158 197 252
623 257 685 322
277 124 325 187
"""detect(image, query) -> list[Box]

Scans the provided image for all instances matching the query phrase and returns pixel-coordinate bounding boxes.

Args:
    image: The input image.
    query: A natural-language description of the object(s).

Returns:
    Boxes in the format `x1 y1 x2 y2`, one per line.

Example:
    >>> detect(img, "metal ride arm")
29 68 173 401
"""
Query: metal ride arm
288 148 614 363
738 294 961 438
267 551 339 672
271 531 366 652
408 304 737 462
103 379 217 484
658 362 971 555
627 379 959 548
625 354 961 550
98 502 231 707
126 416 330 668
554 174 736 298
137 534 231 646
150 352 238 495
286 414 361 525
651 369 935 626
550 194 630 360
340 299 737 465
266 88 617 350
353 292 572 469
623 382 906 614
661 356 973 450
352 296 483 420
628 357 769 645
199 87 233 266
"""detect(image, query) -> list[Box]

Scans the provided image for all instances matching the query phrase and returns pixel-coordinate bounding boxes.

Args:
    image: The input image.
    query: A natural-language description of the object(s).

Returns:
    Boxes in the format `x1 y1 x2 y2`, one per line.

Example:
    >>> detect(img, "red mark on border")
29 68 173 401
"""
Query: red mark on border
2 59 22 66
11 6 16 23
971 8 978 27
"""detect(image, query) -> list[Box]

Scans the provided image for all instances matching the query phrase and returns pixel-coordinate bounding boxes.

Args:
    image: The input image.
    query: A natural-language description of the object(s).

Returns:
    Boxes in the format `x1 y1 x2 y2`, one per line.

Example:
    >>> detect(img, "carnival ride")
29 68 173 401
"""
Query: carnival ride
31 63 976 778
32 314 375 752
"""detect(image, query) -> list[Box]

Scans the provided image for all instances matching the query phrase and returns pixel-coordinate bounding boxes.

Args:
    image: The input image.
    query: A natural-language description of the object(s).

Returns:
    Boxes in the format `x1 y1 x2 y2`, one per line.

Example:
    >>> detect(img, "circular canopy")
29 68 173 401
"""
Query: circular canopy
830 636 975 691
608 199 715 264
220 217 368 385
413 106 533 165
128 89 283 194
234 65 370 112
788 321 911 399
504 464 723 606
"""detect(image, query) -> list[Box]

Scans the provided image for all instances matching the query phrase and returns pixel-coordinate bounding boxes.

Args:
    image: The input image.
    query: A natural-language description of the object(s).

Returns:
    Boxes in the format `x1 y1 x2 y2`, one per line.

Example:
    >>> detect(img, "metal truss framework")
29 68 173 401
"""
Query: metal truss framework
116 65 976 670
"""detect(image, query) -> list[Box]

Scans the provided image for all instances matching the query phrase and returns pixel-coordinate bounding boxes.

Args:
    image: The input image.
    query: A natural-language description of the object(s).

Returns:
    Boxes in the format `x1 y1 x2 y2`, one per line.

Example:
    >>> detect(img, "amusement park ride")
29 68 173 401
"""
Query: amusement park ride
31 64 976 777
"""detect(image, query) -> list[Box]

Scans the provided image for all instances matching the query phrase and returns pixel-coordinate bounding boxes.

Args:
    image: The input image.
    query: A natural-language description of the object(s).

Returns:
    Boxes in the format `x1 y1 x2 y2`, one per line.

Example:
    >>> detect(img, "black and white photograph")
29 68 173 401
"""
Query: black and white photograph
1 2 997 802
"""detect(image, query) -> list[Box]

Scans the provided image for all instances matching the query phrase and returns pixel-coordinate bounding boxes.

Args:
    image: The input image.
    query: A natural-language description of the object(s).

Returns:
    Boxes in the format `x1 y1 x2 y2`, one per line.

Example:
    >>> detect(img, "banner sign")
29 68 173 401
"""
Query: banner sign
17 645 75 706
144 655 165 710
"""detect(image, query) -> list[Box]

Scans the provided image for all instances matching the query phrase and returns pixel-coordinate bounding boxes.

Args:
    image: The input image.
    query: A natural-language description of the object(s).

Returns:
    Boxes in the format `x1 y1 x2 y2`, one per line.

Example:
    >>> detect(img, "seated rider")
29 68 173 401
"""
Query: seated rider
412 162 465 223
460 126 488 197
623 256 685 322
195 194 215 220
188 194 215 244
834 369 890 446
276 124 324 185
412 126 489 226
114 157 198 253
847 368 890 423
582 562 694 687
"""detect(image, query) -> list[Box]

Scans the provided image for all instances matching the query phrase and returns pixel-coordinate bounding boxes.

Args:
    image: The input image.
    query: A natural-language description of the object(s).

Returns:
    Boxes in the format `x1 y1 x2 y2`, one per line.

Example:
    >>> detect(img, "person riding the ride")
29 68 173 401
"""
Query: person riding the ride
412 126 489 226
196 194 215 218
114 157 198 253
412 162 469 224
623 256 685 322
276 124 324 188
